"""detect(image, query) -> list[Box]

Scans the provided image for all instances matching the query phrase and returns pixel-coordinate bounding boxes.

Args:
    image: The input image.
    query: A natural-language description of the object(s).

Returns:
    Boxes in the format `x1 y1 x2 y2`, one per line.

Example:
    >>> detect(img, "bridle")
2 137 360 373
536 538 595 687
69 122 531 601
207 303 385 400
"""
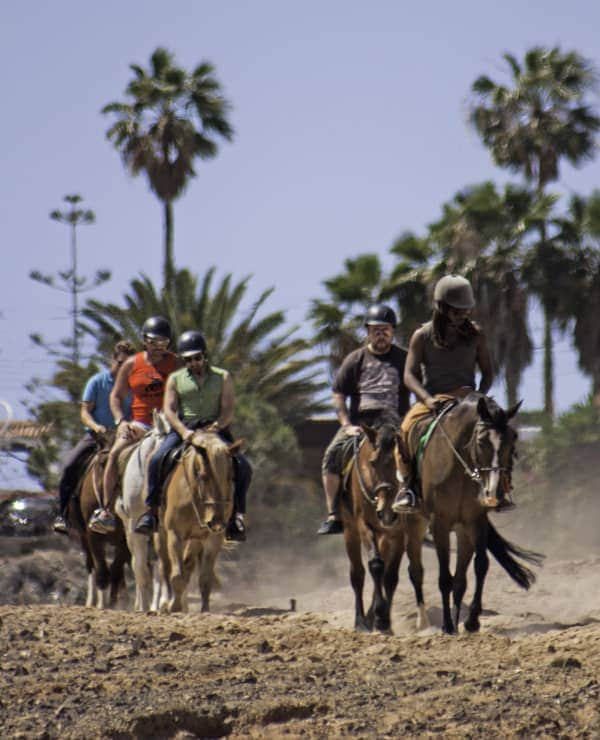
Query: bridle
353 435 395 506
182 442 233 530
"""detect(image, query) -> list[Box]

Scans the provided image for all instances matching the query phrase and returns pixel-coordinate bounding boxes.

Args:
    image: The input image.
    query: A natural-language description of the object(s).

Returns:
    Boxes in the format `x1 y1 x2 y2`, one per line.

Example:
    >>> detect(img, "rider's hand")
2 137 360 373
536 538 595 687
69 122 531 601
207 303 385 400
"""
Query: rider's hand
95 424 107 435
184 429 194 443
206 422 220 433
424 397 438 412
343 424 362 436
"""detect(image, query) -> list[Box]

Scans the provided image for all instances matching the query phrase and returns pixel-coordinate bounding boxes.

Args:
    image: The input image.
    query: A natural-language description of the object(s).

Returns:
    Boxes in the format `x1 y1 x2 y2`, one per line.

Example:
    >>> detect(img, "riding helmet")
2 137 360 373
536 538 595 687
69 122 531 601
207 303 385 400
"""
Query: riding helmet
177 330 207 357
364 304 397 327
141 316 172 340
433 275 475 310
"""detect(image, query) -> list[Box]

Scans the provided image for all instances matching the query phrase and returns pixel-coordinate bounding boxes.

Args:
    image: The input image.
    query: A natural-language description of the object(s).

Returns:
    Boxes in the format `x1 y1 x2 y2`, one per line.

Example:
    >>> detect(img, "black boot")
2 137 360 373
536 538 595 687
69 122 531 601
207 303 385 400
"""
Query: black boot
317 517 344 535
392 486 419 514
225 514 246 542
134 510 158 535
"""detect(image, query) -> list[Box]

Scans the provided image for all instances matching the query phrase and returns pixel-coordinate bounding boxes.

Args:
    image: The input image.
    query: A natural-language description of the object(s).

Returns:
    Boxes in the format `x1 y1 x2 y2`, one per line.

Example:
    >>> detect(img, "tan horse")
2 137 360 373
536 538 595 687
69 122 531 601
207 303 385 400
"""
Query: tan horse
408 392 544 634
67 436 130 608
157 431 241 614
341 423 429 633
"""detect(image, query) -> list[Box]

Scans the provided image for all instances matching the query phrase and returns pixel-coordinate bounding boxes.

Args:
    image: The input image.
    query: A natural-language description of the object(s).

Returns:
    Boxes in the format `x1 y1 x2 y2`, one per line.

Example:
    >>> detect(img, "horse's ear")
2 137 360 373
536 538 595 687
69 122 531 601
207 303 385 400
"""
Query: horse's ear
362 425 377 447
507 400 522 420
477 396 493 423
228 438 245 455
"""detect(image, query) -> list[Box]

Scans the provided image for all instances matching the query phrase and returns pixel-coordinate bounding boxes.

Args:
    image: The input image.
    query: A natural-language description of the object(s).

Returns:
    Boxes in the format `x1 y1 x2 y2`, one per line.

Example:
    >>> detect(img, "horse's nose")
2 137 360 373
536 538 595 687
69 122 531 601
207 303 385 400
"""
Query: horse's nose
376 509 385 522
208 516 225 532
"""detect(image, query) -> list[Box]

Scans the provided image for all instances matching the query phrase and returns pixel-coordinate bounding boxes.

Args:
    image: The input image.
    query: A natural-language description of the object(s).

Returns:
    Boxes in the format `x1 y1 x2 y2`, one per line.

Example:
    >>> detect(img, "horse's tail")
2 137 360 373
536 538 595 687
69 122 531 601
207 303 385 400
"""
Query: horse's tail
486 521 545 590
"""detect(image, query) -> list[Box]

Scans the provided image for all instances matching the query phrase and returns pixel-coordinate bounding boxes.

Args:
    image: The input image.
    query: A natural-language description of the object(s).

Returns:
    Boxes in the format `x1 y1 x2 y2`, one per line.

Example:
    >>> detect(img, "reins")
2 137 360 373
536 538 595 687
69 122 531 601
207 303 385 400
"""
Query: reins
434 403 510 489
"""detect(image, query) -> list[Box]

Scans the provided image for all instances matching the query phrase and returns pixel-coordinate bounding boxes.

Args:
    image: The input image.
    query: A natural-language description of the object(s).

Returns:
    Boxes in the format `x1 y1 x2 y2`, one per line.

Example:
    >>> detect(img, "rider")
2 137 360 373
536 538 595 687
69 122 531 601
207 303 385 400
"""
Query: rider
134 330 251 541
88 316 178 534
317 304 410 535
392 274 496 513
53 340 136 534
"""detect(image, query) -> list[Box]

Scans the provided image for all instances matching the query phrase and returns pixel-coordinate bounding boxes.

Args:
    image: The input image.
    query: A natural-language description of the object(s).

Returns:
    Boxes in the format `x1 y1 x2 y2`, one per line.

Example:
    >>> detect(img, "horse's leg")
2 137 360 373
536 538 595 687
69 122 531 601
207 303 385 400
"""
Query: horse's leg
432 517 454 634
407 518 429 631
198 539 219 613
153 530 170 614
126 526 151 613
108 533 129 609
453 527 475 631
464 519 489 633
166 528 185 613
87 531 111 609
363 532 389 633
343 525 368 631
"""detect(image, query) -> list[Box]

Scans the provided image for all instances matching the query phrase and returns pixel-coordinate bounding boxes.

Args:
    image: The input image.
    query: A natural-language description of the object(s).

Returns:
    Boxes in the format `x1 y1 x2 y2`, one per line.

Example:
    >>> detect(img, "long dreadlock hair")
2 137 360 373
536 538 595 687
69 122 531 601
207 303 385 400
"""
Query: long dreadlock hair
431 302 481 349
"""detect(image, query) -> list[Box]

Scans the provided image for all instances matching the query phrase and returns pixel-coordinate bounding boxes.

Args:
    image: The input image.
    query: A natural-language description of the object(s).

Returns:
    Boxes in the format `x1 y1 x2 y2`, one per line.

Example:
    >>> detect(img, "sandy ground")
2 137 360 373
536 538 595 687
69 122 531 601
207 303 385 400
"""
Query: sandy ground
1 520 600 738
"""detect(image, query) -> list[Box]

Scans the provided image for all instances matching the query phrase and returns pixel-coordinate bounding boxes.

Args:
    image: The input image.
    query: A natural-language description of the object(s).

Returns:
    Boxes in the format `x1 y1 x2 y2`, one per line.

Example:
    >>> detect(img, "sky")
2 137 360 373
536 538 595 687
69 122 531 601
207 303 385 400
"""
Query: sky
1 1 599 488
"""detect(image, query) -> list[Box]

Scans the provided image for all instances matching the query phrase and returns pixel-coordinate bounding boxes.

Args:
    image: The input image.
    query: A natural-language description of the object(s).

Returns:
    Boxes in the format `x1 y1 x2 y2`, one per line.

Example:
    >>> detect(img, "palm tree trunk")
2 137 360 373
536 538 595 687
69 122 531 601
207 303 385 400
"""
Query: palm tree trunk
504 367 518 409
163 199 175 303
542 309 554 422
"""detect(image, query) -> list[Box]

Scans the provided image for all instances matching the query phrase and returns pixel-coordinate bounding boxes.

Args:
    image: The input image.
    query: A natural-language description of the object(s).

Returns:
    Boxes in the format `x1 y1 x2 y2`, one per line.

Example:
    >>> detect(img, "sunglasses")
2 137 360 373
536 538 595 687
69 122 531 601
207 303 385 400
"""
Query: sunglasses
184 353 205 363
144 335 170 346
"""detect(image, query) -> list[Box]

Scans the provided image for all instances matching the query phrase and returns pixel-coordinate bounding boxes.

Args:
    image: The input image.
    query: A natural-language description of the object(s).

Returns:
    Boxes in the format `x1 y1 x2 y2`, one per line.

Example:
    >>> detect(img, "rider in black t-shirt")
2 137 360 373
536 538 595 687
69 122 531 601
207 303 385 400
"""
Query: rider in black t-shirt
317 304 411 535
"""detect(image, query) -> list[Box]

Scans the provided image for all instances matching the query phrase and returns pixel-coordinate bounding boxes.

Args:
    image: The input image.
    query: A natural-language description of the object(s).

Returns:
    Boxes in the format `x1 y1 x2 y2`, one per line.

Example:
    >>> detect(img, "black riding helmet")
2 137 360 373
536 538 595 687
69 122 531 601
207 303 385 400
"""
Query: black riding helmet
141 316 172 341
364 303 397 327
177 330 207 357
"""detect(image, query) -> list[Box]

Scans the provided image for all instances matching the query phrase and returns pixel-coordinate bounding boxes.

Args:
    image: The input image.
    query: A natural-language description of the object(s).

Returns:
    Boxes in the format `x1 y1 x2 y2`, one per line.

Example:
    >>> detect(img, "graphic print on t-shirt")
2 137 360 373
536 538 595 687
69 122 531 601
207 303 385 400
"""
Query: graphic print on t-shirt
358 354 400 415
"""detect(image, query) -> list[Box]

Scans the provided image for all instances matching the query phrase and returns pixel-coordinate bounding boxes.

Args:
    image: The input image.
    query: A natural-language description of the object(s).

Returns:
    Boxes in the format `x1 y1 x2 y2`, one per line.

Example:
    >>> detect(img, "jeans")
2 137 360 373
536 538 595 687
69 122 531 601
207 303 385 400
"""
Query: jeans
58 432 98 514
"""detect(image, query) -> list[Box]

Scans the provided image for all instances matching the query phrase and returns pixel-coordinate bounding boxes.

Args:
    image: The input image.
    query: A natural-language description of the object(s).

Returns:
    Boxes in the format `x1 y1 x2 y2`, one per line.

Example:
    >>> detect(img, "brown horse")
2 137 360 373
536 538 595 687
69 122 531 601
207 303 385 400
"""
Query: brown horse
408 392 544 634
157 431 241 614
68 436 130 608
341 423 429 633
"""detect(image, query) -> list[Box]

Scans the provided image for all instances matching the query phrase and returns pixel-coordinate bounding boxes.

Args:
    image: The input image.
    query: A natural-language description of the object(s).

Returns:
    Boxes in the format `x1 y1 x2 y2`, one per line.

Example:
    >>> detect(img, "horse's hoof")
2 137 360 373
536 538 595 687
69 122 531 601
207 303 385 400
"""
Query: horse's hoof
464 618 480 633
355 621 371 633
442 624 456 635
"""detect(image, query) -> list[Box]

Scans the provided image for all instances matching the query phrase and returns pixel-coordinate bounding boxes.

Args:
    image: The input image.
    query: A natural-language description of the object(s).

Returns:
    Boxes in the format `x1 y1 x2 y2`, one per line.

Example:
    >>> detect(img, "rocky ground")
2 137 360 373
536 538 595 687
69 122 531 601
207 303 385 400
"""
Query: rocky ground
1 522 600 738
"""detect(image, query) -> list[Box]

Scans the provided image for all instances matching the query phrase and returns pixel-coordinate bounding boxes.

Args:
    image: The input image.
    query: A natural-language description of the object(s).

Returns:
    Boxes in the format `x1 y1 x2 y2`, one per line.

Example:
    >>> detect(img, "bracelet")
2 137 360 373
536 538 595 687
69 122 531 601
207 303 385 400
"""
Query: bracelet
114 418 123 426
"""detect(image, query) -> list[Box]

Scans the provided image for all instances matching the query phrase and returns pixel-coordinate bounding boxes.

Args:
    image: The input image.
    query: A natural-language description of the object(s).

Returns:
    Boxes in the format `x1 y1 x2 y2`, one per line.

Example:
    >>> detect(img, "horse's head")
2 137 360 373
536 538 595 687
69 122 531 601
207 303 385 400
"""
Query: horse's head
361 423 400 527
470 396 521 503
186 432 237 533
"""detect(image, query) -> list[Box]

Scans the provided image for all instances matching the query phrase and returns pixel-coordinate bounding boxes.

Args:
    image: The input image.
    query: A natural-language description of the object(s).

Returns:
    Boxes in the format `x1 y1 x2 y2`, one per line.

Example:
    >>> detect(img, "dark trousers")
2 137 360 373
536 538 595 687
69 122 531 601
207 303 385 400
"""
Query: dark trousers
145 429 252 515
58 432 98 514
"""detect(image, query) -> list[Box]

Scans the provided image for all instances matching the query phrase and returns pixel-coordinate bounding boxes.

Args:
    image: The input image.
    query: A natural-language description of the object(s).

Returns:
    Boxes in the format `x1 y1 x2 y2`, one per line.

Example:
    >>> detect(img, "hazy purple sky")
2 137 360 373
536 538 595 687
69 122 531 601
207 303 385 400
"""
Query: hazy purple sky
2 1 599 487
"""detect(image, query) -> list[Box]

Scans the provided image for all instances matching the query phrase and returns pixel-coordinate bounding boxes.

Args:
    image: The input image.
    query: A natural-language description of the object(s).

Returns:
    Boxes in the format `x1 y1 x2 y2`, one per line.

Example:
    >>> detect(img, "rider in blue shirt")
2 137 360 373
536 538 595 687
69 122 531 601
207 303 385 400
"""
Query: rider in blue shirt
53 341 136 534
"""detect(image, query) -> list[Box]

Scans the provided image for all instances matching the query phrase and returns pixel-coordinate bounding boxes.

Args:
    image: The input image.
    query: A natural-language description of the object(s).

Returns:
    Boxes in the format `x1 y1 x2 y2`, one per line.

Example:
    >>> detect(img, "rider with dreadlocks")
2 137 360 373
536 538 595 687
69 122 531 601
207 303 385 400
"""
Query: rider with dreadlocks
392 274 503 513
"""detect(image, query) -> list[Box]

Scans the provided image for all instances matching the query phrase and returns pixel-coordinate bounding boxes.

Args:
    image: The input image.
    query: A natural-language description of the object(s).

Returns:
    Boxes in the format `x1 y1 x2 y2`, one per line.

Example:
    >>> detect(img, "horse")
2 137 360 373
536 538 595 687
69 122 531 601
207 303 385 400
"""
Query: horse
66 435 130 608
157 430 241 614
408 392 544 634
115 411 170 613
340 423 430 633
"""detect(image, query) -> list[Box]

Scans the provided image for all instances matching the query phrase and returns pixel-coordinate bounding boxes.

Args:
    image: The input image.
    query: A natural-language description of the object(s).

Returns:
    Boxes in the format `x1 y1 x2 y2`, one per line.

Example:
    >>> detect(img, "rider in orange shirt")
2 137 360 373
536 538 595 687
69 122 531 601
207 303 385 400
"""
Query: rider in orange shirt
88 316 178 534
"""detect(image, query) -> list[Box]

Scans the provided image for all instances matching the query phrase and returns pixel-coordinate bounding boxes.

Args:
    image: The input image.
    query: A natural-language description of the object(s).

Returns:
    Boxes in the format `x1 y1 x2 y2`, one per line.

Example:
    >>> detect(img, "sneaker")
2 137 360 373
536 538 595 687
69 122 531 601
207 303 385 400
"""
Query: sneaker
89 508 117 534
53 515 69 535
225 515 246 542
134 511 158 536
317 518 344 535
391 489 418 514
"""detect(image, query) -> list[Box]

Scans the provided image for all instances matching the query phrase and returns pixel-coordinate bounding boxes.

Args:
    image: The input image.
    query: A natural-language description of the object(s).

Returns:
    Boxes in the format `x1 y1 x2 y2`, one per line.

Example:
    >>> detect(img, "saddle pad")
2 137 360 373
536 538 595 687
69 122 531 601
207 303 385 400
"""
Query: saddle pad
415 401 457 476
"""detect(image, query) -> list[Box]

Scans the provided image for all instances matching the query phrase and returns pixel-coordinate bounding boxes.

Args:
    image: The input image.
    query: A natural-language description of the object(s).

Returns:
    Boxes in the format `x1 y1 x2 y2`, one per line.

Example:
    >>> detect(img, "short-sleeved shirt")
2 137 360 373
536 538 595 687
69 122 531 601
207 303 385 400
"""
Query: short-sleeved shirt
82 369 131 430
171 365 226 425
333 344 410 425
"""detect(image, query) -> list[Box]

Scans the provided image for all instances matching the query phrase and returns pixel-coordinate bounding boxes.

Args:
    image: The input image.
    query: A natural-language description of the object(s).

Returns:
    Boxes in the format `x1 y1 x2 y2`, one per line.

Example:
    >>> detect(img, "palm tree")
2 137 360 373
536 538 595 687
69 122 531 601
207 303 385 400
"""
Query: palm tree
81 267 327 427
308 254 387 375
470 46 600 420
102 48 234 304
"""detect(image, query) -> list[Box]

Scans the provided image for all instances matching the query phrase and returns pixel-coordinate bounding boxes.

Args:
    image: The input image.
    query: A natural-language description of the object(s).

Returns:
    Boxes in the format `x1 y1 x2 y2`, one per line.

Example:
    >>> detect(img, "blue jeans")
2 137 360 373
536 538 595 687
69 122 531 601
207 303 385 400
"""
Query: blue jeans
145 429 251 515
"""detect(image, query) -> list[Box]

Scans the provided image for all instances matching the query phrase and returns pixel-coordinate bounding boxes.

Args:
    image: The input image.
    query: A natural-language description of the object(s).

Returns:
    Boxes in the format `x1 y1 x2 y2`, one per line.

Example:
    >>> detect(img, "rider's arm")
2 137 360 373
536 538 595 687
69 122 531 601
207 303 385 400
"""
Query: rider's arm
163 375 191 440
404 330 437 411
476 332 494 395
332 392 352 427
80 401 104 435
215 372 235 430
109 356 135 425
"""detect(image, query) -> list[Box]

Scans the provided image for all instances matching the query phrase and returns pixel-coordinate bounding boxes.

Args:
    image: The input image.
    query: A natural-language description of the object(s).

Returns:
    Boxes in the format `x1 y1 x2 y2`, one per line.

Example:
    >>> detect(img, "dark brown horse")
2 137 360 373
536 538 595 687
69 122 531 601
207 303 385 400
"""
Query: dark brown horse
67 437 130 608
408 392 543 634
341 423 429 633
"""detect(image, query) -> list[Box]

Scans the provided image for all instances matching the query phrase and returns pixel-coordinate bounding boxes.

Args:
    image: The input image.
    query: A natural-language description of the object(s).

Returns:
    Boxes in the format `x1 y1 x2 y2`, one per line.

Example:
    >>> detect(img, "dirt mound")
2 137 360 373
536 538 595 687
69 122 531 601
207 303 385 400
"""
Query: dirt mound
1 600 599 738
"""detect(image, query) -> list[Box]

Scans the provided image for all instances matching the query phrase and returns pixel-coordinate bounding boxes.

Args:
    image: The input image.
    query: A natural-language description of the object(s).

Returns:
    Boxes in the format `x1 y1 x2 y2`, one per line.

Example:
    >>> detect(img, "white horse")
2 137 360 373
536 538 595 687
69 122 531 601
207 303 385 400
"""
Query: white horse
115 411 170 613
